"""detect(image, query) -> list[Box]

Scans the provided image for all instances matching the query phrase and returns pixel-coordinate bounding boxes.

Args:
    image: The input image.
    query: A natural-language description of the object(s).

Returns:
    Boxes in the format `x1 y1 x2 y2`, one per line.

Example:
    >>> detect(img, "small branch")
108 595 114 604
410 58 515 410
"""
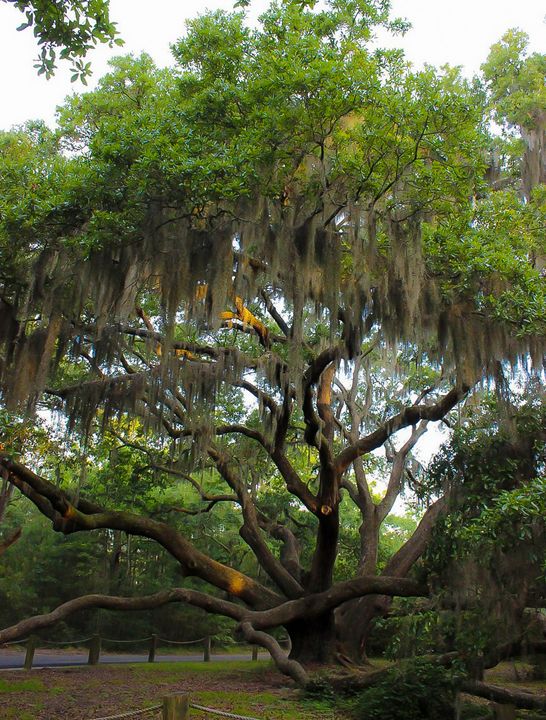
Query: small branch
377 421 428 522
0 527 22 556
234 380 280 417
260 290 290 337
271 448 318 514
215 424 271 451
258 515 303 583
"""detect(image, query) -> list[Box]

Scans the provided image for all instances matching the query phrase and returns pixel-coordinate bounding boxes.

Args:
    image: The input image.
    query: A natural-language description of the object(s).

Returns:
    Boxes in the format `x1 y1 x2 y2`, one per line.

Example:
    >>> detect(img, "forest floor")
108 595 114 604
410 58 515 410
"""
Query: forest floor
1 658 546 720
0 659 334 720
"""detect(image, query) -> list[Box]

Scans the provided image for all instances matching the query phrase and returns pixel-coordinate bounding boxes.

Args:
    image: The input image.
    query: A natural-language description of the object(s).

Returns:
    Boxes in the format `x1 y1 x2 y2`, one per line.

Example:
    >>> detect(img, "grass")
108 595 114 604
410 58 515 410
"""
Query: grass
2 711 36 720
192 689 334 719
135 658 274 674
0 678 47 693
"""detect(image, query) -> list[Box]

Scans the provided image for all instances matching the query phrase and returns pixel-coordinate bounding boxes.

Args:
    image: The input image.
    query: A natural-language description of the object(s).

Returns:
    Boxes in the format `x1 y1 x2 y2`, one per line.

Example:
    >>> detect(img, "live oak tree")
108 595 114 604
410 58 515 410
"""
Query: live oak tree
0 0 544 690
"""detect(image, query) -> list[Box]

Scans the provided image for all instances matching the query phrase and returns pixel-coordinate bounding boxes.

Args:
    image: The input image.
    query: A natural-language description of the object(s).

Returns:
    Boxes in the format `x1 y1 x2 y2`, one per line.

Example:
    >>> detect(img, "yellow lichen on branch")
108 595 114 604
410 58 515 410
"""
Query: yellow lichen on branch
63 504 77 519
223 569 247 596
220 296 270 347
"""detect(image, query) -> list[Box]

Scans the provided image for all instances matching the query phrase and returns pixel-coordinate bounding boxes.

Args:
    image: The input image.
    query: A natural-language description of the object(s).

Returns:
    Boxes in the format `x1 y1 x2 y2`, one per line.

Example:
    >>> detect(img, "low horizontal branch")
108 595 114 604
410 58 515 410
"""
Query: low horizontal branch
461 680 546 711
0 575 427 646
0 589 245 645
245 575 428 630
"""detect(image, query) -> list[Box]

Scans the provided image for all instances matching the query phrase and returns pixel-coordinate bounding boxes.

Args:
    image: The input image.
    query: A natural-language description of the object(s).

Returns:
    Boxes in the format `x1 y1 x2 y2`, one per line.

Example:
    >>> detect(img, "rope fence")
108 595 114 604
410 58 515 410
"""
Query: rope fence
191 701 262 719
2 638 29 645
157 637 206 645
1 632 289 670
90 704 162 720
87 694 265 720
41 637 93 645
100 637 154 644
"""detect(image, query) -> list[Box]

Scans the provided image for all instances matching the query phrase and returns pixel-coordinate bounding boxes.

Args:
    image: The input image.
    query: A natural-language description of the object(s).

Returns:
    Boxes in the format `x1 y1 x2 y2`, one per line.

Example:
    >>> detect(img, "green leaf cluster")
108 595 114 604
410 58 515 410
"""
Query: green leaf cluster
7 0 122 81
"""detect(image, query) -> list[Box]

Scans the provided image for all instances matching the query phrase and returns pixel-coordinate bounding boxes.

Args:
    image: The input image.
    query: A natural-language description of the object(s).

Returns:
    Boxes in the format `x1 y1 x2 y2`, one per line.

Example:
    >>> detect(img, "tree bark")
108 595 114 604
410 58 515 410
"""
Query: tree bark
462 681 546 711
285 613 336 664
0 527 21 556
335 499 445 662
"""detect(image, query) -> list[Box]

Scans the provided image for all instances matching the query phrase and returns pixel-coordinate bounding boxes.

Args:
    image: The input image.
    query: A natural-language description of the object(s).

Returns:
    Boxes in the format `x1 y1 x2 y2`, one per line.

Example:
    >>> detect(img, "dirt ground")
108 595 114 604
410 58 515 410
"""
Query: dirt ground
0 662 308 720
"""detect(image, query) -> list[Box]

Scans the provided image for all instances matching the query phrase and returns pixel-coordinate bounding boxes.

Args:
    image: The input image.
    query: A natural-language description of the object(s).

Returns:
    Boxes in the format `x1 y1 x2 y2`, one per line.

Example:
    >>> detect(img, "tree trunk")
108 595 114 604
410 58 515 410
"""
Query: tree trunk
335 507 380 662
286 613 336 664
336 593 389 662
336 500 445 662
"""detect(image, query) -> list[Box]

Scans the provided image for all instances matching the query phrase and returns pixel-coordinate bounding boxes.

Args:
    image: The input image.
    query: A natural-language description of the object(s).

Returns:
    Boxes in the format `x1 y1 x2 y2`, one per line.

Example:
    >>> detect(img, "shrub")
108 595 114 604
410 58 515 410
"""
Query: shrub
351 660 459 720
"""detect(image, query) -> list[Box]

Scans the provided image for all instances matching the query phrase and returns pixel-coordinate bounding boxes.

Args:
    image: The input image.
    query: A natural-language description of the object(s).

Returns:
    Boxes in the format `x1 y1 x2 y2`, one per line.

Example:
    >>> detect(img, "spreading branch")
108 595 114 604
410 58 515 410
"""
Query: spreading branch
1 456 280 609
336 385 470 474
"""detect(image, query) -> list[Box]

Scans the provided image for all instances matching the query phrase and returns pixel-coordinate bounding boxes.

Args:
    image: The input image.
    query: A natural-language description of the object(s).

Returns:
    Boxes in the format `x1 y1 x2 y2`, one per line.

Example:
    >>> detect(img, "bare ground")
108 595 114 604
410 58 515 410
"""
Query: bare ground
0 662 320 720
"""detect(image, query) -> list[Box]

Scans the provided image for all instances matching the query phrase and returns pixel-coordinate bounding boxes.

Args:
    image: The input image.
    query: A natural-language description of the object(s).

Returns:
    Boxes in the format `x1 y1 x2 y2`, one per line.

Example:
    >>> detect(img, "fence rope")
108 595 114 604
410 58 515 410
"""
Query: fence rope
157 637 206 645
89 703 162 720
88 701 263 720
100 637 152 644
190 703 262 720
1 639 29 646
41 637 93 645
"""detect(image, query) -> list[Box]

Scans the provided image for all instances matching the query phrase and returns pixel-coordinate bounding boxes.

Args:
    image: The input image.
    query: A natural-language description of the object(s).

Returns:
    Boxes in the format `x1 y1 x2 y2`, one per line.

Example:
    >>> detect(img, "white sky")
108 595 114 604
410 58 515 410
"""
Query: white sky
0 0 544 131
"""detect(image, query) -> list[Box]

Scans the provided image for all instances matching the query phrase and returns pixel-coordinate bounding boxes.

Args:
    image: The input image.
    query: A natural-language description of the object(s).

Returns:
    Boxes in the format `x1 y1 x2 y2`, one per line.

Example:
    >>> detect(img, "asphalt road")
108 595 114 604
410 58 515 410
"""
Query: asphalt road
0 650 264 670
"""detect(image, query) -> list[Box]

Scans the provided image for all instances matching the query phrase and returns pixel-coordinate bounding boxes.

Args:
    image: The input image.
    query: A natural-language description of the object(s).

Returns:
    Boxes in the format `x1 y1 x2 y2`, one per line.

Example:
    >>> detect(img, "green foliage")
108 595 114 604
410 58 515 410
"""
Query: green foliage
0 2 544 683
350 660 461 720
0 678 46 693
413 394 546 659
6 0 122 81
482 29 546 130
423 188 546 337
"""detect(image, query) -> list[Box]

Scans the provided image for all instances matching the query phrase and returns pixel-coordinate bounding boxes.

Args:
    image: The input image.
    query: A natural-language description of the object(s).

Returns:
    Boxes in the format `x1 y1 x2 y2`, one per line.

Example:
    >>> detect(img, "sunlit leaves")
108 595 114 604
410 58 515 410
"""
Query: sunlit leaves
482 29 546 131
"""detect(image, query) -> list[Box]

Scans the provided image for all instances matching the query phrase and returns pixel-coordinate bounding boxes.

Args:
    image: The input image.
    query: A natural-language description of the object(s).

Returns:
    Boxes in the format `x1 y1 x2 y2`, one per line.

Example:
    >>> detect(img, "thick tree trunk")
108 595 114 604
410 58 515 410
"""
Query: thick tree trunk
336 500 445 663
308 508 339 593
336 506 380 662
286 612 336 664
336 594 389 663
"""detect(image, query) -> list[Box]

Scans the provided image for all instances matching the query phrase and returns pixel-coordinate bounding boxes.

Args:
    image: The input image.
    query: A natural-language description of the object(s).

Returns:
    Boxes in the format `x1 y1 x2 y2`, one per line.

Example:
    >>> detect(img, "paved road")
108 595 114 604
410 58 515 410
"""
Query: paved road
0 651 265 670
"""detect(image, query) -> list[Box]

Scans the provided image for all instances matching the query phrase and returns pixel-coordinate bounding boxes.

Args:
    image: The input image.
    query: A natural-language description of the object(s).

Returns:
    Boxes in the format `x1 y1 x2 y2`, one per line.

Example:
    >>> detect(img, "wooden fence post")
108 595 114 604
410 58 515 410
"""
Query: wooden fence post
163 693 189 719
251 645 258 661
88 634 101 665
203 635 211 662
148 634 157 663
24 636 37 671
